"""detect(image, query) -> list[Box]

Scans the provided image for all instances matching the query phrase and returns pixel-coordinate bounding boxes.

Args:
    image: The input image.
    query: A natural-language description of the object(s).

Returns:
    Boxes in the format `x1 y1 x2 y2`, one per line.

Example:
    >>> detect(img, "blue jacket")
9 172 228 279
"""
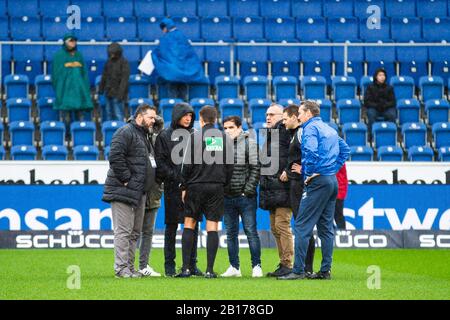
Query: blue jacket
301 117 350 177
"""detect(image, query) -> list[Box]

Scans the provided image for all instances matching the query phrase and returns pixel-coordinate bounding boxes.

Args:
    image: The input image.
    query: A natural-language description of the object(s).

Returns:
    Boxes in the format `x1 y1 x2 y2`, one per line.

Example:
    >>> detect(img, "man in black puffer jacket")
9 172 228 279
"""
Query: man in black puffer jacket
102 104 157 278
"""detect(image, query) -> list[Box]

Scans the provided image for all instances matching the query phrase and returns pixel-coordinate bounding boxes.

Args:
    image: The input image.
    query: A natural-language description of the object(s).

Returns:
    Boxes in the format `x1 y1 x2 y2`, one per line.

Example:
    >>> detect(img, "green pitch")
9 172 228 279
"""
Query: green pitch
0 249 449 300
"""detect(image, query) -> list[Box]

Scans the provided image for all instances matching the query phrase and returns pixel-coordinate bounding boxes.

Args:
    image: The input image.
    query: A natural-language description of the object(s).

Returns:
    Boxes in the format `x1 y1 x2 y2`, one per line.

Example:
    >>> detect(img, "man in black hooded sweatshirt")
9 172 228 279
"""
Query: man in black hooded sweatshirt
155 103 203 277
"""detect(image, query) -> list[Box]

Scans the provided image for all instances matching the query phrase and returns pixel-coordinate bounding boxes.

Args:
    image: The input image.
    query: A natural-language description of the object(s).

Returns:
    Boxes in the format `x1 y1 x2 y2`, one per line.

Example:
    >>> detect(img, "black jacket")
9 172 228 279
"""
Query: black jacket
224 131 260 197
98 43 130 101
286 126 303 181
102 119 154 208
364 72 396 113
259 120 291 210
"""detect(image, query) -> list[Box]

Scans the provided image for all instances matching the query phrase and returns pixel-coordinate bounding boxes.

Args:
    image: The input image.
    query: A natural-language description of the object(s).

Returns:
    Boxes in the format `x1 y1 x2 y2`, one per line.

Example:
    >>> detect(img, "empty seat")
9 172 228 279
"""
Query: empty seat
249 99 271 125
219 98 245 120
198 0 228 17
42 16 69 40
6 98 32 122
205 46 234 81
11 145 37 160
37 97 59 122
301 76 326 100
70 121 96 147
349 146 374 161
229 0 260 18
160 98 184 122
106 17 137 41
373 122 397 149
70 0 103 17
419 76 444 102
333 44 365 84
0 17 8 40
129 75 150 99
40 0 70 17
390 76 415 100
425 100 450 125
75 17 105 41
265 17 296 42
10 16 41 41
377 146 404 161
343 122 368 147
41 121 66 146
402 122 427 149
0 145 4 160
138 17 164 41
296 18 327 42
438 146 450 161
237 46 269 79
360 76 373 98
354 0 385 17
102 121 126 147
190 98 215 118
7 0 39 17
269 45 301 78
408 146 434 161
396 46 428 85
35 75 55 99
365 42 397 78
0 122 3 145
12 45 45 82
397 99 421 125
73 145 99 160
42 145 68 160
9 121 34 147
260 0 291 17
104 146 111 160
4 74 29 99
360 18 390 42
128 98 154 118
323 0 354 17
273 76 298 101
316 99 333 123
301 43 333 80
328 17 359 42
201 17 233 42
233 17 264 41
166 0 197 16
432 122 450 148
278 98 302 107
244 76 269 100
336 99 362 124
103 0 134 18
332 76 357 101
215 76 240 101
188 78 210 100
292 0 323 18
391 18 422 42
173 17 201 41
385 0 416 18
417 0 448 18
423 18 450 42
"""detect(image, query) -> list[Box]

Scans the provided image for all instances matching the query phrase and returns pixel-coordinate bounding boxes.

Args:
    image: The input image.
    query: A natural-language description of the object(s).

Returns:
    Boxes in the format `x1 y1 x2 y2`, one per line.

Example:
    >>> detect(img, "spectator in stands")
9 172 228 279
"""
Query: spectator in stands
221 116 262 278
260 104 294 278
52 34 93 128
364 68 397 140
98 42 130 122
102 104 158 279
334 163 348 230
152 18 206 100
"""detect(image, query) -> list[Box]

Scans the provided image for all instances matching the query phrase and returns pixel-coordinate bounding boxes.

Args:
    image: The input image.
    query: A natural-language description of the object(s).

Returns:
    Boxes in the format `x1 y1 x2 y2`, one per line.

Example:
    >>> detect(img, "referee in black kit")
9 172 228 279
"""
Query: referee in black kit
176 106 234 278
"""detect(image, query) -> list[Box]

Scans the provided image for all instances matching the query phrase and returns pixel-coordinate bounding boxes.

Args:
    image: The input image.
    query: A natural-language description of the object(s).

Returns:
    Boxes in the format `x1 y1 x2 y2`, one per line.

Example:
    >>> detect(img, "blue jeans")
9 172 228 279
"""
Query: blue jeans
223 195 261 269
105 97 125 121
293 175 338 274
167 82 188 101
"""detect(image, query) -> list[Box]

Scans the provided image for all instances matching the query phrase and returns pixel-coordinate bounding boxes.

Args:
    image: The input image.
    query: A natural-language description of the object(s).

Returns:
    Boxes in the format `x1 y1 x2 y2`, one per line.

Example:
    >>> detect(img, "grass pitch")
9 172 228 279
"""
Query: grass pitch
0 248 449 300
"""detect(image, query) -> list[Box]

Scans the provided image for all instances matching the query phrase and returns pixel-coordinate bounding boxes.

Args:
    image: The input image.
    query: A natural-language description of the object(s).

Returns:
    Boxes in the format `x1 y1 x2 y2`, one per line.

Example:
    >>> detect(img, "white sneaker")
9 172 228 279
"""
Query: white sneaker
221 265 242 277
252 265 263 278
139 265 161 277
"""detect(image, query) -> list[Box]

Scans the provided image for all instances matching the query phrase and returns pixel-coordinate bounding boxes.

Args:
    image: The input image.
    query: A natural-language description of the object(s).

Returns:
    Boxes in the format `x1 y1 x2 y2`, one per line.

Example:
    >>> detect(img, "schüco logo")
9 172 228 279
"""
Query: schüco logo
15 231 114 249
419 234 450 248
334 231 388 248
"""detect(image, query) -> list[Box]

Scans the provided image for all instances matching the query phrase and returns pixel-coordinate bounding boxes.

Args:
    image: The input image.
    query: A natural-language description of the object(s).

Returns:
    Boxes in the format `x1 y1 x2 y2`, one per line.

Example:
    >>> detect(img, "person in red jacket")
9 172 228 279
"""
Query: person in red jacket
335 164 348 230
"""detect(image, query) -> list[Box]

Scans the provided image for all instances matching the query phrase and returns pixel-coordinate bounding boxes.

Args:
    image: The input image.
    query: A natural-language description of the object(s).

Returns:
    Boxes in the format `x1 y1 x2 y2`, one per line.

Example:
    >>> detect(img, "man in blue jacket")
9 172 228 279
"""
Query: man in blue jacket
278 101 350 281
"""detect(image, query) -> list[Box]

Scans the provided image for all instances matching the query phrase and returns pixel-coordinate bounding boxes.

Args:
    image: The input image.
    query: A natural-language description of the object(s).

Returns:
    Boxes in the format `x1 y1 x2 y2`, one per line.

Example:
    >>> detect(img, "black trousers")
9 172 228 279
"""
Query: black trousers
334 199 346 229
164 222 199 272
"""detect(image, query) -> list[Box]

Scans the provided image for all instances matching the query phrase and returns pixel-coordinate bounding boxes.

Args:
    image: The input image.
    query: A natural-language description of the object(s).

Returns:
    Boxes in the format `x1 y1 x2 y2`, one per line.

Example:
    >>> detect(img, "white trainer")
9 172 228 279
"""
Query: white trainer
252 265 263 278
139 265 161 277
221 265 242 277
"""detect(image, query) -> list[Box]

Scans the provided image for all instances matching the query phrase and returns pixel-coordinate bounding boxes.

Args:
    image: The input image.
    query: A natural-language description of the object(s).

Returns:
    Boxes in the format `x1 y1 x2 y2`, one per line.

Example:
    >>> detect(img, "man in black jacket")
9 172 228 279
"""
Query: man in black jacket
178 106 234 278
221 116 262 278
155 103 202 277
102 104 157 278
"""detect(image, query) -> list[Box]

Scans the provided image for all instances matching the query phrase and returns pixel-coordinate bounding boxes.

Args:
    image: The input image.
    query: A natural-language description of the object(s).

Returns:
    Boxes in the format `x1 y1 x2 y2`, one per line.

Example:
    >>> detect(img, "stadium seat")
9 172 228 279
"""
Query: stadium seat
40 121 66 147
7 0 39 17
70 121 96 147
432 122 450 149
249 98 271 126
336 99 361 124
332 76 357 101
265 17 296 42
133 0 164 17
391 18 422 42
408 146 434 161
425 100 450 125
42 145 68 160
349 146 374 161
129 75 150 99
10 16 42 41
316 99 333 123
360 76 373 99
103 0 134 18
42 17 69 40
11 145 37 160
215 76 240 101
365 42 397 79
385 0 417 18
328 18 359 42
323 0 354 18
333 42 365 81
166 0 197 17
301 76 326 100
402 122 427 149
354 0 385 17
73 145 99 161
438 146 450 161
229 0 260 18
260 0 291 18
292 0 323 18
173 17 201 42
12 44 44 82
198 0 228 17
104 146 111 160
0 122 3 145
71 0 103 17
269 44 301 78
160 98 183 123
296 18 327 42
360 18 390 42
0 16 8 40
80 45 107 85
301 43 333 81
417 0 448 18
390 76 415 100
75 17 105 41
244 76 269 100
377 146 404 161
40 0 70 17
219 98 245 120
37 98 59 123
4 75 28 101
106 17 138 41
128 98 154 118
6 98 32 122
9 121 34 147
396 46 429 85
0 145 4 160
397 99 421 126
233 17 264 41
278 98 302 107
201 17 233 42
188 78 210 100
102 121 126 147
190 98 215 118
423 18 450 42
373 122 397 149
273 76 298 101
419 76 444 102
204 46 231 82
35 75 55 100
121 46 141 73
342 122 368 147
138 17 164 41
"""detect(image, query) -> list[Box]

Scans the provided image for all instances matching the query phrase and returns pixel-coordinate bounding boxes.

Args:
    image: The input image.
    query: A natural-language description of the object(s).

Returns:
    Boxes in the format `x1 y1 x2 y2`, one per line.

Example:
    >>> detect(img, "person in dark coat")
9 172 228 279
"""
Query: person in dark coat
154 103 202 277
364 68 397 140
98 42 130 121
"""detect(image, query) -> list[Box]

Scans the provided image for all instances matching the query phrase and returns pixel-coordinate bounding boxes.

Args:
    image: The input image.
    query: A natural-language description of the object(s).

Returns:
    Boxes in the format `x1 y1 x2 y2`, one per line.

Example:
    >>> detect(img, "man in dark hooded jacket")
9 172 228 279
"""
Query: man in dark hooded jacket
155 103 202 277
99 42 130 121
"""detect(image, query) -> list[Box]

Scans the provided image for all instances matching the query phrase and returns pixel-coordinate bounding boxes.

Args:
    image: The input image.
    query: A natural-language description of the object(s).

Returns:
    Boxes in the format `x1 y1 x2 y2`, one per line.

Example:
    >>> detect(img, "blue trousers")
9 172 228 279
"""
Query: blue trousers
105 97 125 121
293 175 338 274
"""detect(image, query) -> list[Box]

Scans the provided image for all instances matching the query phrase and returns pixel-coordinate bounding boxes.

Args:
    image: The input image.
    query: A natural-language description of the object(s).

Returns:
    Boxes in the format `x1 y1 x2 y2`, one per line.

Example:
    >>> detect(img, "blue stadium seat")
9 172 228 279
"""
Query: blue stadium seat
273 76 298 101
6 98 32 122
423 18 450 42
37 98 59 122
11 145 37 160
215 75 240 102
349 146 374 161
332 76 357 101
9 121 34 147
166 0 197 17
0 17 8 40
265 17 296 42
336 99 362 124
103 0 134 18
104 146 111 160
323 0 354 17
122 46 141 72
354 0 385 17
333 43 365 81
229 0 260 18
429 45 450 79
301 76 326 99
201 17 233 42
292 0 323 18
419 76 444 102
365 42 397 78
0 0 5 16
244 76 269 100
70 121 96 147
35 75 55 100
160 98 184 123
0 146 4 160
425 99 450 125
7 0 38 17
296 18 327 42
396 46 429 85
40 0 70 17
373 122 397 149
360 76 373 99
269 44 301 78
385 0 417 18
81 45 107 85
138 17 163 41
233 17 264 41
173 17 201 41
301 43 333 81
190 98 215 118
4 74 29 99
360 18 390 42
106 17 138 41
71 0 103 17
438 146 450 161
133 0 164 17
129 75 150 99
402 122 427 149
12 45 44 82
408 146 434 161
377 146 403 161
391 18 422 43
188 77 210 100
73 145 99 160
41 121 66 147
42 17 69 40
328 17 359 42
205 46 234 81
316 99 333 123
417 0 448 18
343 122 368 147
278 98 302 107
397 99 421 125
260 0 291 18
432 122 450 148
42 145 68 160
102 121 126 147
390 76 415 100
249 98 271 126
10 16 41 41
219 98 245 120
75 17 105 41
127 98 154 118
198 0 228 17
0 122 3 146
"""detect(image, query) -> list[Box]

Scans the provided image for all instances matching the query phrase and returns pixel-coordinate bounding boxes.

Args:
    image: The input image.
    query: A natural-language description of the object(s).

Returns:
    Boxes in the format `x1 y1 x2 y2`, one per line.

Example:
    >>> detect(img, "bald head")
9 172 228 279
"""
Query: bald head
266 104 284 128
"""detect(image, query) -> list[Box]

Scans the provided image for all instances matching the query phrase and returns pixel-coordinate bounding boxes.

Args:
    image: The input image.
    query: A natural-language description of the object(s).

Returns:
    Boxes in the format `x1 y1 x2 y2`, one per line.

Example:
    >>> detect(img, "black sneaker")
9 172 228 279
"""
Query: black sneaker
204 271 218 279
310 270 331 280
266 264 282 277
175 269 192 278
305 271 315 279
277 272 306 280
190 266 204 277
268 265 292 277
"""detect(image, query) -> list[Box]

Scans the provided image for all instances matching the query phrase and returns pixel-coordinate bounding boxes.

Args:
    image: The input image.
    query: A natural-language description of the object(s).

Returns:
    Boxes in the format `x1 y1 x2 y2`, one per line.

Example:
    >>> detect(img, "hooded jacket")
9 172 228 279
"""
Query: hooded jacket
98 42 130 101
364 68 396 113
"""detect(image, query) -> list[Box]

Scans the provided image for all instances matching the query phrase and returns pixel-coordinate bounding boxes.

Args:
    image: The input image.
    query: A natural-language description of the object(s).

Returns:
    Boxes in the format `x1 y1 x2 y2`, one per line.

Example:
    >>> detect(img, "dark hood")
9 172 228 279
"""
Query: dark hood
373 68 388 86
108 42 123 59
63 33 77 52
170 103 195 130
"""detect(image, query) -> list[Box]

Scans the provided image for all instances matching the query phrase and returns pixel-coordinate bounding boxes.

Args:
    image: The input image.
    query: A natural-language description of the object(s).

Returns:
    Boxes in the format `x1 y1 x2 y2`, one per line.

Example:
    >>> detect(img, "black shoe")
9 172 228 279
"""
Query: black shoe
266 264 281 277
204 271 218 279
267 265 292 277
190 266 204 277
175 269 192 278
277 272 306 280
309 270 331 280
165 269 176 277
305 271 315 279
